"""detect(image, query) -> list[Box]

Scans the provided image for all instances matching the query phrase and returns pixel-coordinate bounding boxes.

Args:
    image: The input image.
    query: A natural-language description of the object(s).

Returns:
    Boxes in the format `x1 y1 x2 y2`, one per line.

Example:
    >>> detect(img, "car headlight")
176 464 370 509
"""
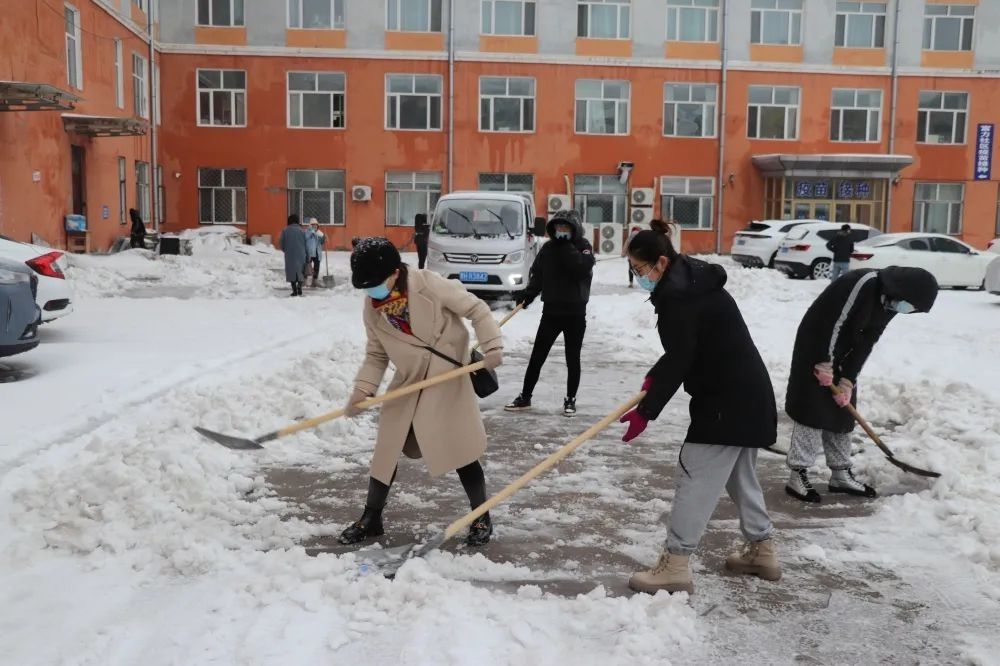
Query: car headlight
427 249 444 263
504 250 525 264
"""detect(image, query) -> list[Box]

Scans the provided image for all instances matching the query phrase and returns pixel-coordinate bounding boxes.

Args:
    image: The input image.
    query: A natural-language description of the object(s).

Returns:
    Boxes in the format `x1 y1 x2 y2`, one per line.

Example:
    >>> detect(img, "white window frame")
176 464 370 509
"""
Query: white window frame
923 4 975 52
197 0 245 27
135 161 150 223
118 157 127 225
287 72 346 129
573 175 627 225
153 62 161 126
478 173 534 193
287 169 346 226
385 74 443 131
65 4 83 90
386 0 443 32
575 79 630 136
830 88 882 143
132 53 148 119
663 83 717 138
198 168 248 225
747 85 800 141
113 39 124 108
917 91 968 145
134 0 148 11
197 69 247 128
481 0 536 36
750 0 803 46
913 183 964 235
479 76 535 133
666 0 719 43
660 176 715 230
288 0 345 29
835 2 886 49
385 171 441 227
156 165 164 224
577 0 631 40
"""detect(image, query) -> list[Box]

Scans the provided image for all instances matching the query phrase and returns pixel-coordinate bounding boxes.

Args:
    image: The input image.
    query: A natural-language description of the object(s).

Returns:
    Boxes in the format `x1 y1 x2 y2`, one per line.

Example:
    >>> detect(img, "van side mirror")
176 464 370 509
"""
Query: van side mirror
533 217 546 237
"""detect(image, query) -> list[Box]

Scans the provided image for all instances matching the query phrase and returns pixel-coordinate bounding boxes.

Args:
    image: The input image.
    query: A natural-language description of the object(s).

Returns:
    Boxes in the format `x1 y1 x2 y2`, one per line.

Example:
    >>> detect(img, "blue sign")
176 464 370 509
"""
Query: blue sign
814 181 831 198
837 181 855 199
975 123 994 181
102 205 110 220
856 182 872 198
795 181 813 198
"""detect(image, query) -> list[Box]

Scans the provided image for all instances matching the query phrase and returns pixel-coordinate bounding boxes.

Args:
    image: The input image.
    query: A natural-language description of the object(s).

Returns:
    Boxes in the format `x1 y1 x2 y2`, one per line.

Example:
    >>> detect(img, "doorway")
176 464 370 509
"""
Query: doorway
71 145 86 216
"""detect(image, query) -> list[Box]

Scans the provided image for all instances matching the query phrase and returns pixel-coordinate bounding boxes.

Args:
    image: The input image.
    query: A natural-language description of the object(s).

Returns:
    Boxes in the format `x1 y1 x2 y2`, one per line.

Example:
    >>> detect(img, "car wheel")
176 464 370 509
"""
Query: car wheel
811 259 832 280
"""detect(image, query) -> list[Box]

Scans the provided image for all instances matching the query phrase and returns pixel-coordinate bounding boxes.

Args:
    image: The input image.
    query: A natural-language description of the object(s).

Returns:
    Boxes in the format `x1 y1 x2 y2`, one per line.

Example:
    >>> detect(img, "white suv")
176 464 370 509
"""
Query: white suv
732 219 816 268
774 222 880 280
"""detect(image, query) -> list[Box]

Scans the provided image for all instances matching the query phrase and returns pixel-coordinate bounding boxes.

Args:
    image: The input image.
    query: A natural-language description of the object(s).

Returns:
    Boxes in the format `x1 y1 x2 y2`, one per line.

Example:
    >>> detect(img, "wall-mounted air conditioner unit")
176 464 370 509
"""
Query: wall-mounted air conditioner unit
630 188 654 207
630 207 653 225
598 223 622 255
351 186 372 202
547 194 570 213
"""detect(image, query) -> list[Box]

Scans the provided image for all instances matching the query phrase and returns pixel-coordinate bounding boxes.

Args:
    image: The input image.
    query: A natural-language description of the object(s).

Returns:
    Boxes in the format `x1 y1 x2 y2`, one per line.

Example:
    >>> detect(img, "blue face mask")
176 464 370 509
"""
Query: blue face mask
554 231 571 240
637 274 658 292
365 281 391 300
887 299 916 314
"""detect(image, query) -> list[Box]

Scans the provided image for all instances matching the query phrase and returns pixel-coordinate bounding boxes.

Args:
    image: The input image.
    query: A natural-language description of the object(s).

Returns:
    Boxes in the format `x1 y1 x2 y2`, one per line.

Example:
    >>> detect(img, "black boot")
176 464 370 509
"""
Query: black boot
338 506 384 544
466 513 493 547
456 461 492 546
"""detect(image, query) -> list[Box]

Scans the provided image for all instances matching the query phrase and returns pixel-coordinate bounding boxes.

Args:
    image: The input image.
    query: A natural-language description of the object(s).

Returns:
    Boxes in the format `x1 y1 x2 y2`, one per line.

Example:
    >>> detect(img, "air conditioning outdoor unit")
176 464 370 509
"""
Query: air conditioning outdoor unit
630 207 653 225
351 185 372 202
599 223 623 256
547 194 570 213
630 188 654 207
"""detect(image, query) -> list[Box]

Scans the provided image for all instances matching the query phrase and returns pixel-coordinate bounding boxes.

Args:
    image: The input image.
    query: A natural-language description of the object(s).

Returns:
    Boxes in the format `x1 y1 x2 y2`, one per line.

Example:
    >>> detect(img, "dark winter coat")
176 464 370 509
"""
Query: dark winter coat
279 224 308 282
638 256 778 448
129 210 145 240
785 267 938 433
826 232 855 263
521 217 595 315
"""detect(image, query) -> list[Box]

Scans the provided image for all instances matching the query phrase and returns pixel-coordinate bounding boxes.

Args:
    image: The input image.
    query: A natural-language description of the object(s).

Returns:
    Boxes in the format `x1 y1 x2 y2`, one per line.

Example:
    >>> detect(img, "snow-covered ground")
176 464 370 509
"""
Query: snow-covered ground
1 245 998 665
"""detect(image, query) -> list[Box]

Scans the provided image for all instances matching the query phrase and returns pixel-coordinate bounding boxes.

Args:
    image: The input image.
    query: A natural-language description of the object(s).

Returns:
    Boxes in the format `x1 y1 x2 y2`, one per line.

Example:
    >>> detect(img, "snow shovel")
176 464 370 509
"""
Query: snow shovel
321 250 334 288
195 361 487 450
357 391 646 576
470 303 523 353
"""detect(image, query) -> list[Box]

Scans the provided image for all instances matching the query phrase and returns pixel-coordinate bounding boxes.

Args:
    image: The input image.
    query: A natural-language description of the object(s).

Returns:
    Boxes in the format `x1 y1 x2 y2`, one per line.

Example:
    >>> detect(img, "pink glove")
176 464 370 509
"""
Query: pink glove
833 378 854 407
642 376 654 392
814 362 834 387
620 409 649 443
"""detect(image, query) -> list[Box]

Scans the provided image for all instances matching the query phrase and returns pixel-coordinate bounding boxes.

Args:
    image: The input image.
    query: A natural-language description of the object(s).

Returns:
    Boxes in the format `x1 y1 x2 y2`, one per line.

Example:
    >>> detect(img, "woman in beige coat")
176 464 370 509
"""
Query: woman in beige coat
340 238 503 546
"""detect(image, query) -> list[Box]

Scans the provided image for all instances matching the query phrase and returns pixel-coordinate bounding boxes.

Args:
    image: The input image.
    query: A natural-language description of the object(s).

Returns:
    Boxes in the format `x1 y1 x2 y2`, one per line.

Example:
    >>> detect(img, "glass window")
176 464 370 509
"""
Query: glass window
197 0 245 27
118 157 127 226
666 0 719 43
387 0 443 32
479 173 534 193
197 69 246 127
288 0 345 29
913 183 963 235
156 165 165 225
114 39 124 108
479 76 535 133
574 175 627 225
835 2 886 49
288 72 346 129
923 4 975 51
747 85 799 140
135 161 150 223
830 88 882 142
199 168 248 224
575 79 630 135
917 91 968 144
664 83 717 137
287 169 346 226
481 0 535 36
660 176 714 229
577 0 631 39
750 0 803 45
65 5 82 90
386 74 442 130
386 171 441 226
133 54 148 119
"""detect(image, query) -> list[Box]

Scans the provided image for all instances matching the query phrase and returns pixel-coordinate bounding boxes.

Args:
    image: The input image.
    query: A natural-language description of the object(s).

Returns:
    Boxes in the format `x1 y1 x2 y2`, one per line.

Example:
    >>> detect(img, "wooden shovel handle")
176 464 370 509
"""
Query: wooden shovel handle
470 303 524 353
277 361 487 438
830 384 895 458
442 392 646 540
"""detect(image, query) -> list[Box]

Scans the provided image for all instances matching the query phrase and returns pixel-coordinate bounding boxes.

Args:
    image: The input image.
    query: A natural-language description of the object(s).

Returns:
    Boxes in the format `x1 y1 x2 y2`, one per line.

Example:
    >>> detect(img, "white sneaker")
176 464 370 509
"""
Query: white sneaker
785 469 821 503
828 468 877 498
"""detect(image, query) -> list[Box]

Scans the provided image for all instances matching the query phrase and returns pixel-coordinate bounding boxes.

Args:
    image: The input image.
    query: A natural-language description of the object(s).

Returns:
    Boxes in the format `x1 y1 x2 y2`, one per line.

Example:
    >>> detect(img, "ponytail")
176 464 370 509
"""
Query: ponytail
628 219 679 265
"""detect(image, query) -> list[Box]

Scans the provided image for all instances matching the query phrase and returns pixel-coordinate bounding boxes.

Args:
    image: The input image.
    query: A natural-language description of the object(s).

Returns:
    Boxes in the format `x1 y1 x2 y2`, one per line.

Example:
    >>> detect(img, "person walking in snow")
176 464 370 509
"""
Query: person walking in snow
129 208 146 249
304 218 325 287
279 214 308 297
622 224 644 287
827 224 855 281
414 213 430 270
619 219 780 595
341 238 504 547
504 209 595 417
784 266 939 503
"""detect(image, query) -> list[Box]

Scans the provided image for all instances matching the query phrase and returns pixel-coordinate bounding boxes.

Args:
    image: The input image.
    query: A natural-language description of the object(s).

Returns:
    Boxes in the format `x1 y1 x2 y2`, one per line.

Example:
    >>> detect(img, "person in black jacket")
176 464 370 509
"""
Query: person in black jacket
129 209 146 249
414 213 430 269
827 224 855 281
504 209 595 417
784 266 939 503
619 219 780 595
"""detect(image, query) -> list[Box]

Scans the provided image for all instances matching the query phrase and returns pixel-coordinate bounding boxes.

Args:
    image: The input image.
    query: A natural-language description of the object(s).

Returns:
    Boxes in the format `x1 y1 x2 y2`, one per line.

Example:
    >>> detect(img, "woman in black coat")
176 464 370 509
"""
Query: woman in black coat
784 266 938 503
619 219 780 596
129 209 146 249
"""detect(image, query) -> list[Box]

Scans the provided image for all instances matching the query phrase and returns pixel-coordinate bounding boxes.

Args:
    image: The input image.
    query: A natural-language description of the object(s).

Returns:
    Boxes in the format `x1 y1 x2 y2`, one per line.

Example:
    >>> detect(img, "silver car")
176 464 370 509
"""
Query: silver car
0 257 40 358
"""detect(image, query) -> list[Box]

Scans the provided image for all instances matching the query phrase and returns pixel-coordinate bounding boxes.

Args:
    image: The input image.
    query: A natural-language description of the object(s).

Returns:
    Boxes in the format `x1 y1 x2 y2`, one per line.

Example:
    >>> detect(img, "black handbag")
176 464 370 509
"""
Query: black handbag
423 346 499 399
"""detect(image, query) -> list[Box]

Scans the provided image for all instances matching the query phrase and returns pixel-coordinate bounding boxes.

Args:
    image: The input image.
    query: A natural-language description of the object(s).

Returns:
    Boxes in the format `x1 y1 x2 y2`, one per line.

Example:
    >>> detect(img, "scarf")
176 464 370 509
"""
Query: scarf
372 289 412 335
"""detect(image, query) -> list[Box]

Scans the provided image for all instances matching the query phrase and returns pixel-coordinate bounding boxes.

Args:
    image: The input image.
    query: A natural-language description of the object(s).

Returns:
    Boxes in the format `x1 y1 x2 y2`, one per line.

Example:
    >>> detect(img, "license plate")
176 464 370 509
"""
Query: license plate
736 238 747 245
779 247 789 254
459 271 489 283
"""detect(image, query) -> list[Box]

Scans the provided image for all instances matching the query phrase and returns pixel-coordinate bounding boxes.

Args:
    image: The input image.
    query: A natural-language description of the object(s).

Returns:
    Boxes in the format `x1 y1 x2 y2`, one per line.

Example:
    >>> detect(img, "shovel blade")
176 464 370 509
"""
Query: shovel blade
194 426 264 450
887 455 940 478
357 533 447 576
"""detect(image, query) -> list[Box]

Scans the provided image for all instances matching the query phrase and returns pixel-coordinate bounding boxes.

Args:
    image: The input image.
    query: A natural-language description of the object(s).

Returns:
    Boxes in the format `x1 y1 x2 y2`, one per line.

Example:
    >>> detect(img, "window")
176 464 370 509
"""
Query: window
479 173 534 193
577 0 630 39
65 5 82 90
479 77 535 133
156 165 164 225
830 89 881 142
747 85 799 140
287 170 346 226
661 177 714 229
132 54 148 119
750 0 803 46
666 0 719 42
917 91 968 145
664 83 717 137
288 0 345 29
386 171 441 227
197 69 246 127
199 168 247 224
913 183 963 235
135 161 150 223
153 63 161 126
481 0 535 36
923 4 975 52
134 0 148 11
930 236 971 254
288 72 345 129
114 39 124 108
198 0 245 26
835 2 886 48
574 175 627 225
386 74 442 130
575 80 630 135
118 157 127 225
387 0 442 32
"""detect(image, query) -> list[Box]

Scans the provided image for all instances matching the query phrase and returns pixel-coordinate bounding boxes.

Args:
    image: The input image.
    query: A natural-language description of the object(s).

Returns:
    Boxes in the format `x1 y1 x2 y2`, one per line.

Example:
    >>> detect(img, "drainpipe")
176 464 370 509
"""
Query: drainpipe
714 0 729 254
148 2 158 232
447 0 455 193
886 0 901 233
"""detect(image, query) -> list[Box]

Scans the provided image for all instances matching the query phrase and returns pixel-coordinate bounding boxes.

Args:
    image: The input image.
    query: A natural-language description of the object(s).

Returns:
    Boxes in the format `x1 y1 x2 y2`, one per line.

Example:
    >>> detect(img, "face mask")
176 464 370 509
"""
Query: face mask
365 282 391 300
887 299 916 314
554 231 571 240
637 274 658 292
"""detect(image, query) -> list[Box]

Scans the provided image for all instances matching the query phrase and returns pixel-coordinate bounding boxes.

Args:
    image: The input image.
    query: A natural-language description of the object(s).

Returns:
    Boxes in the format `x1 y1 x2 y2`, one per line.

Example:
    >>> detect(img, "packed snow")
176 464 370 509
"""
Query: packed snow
1 246 998 665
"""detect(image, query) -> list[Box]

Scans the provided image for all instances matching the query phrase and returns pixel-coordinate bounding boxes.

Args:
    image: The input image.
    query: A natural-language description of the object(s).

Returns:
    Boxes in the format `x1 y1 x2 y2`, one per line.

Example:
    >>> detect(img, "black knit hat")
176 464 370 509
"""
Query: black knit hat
351 237 402 289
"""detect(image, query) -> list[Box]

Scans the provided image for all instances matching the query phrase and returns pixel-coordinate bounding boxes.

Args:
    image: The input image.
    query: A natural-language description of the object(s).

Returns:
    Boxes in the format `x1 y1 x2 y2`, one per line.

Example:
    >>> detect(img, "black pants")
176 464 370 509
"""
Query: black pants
521 312 586 399
130 235 144 249
416 237 428 269
309 257 321 278
627 265 634 286
365 461 487 512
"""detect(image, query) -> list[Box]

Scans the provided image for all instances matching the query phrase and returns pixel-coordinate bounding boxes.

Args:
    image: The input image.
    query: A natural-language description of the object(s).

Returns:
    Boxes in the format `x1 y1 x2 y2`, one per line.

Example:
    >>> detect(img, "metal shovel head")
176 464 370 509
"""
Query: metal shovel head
194 426 264 450
887 455 940 478
357 533 447 577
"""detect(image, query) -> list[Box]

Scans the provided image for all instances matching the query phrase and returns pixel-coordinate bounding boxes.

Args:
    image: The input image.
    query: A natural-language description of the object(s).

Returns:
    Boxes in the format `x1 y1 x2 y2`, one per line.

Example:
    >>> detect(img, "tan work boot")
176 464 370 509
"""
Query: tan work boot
725 538 781 581
628 551 694 595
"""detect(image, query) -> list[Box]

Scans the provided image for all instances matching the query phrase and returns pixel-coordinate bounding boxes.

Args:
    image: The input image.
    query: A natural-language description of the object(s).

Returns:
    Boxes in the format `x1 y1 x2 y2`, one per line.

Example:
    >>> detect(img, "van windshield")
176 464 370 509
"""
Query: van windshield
433 200 523 239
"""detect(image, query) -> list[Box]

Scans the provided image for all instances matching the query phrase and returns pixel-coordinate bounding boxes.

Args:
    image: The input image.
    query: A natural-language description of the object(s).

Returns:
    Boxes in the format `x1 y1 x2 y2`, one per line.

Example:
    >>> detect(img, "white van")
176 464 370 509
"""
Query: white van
427 191 541 296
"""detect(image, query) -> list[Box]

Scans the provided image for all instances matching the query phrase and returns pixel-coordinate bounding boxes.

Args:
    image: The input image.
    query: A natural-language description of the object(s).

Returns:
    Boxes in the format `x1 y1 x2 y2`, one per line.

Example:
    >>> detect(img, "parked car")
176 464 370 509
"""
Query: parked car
774 222 880 280
988 238 999 253
0 257 40 358
850 233 997 289
732 219 814 268
981 240 1000 294
0 236 73 322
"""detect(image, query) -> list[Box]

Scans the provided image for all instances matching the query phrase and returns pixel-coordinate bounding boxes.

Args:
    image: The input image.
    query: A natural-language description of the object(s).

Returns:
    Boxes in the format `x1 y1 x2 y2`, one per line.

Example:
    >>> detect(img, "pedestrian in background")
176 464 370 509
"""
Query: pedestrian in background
305 218 325 287
279 214 308 297
623 224 644 287
827 224 855 281
414 213 430 269
129 208 146 249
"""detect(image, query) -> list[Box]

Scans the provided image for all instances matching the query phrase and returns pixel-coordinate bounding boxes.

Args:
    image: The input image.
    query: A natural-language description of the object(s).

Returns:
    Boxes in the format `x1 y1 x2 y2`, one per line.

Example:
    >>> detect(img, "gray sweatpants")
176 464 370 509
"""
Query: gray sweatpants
786 421 852 470
665 444 774 556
